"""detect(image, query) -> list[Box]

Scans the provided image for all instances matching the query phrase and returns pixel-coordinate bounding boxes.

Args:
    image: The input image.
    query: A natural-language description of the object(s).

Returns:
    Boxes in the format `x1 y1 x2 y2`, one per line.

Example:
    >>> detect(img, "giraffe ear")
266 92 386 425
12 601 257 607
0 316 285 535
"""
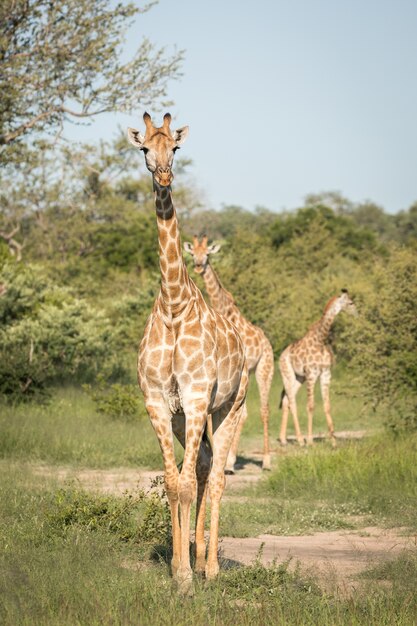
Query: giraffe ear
183 242 194 254
207 243 221 255
127 127 145 148
172 126 189 146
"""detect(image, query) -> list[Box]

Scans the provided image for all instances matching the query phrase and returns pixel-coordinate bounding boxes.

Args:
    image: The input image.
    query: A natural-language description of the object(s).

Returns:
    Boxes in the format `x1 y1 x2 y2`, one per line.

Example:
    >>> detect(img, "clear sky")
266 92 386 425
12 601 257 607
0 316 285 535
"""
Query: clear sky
72 0 417 214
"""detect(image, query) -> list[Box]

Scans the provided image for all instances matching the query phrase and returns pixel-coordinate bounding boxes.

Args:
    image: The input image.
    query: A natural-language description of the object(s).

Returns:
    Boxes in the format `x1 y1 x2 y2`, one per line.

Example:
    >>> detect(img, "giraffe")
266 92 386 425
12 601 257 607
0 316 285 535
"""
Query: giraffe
278 289 356 447
184 236 274 472
127 113 248 592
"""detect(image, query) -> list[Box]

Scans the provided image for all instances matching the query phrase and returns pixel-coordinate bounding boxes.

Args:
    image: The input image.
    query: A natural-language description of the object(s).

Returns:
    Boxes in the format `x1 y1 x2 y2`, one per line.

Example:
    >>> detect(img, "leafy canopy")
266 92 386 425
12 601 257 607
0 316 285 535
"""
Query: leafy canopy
0 0 183 159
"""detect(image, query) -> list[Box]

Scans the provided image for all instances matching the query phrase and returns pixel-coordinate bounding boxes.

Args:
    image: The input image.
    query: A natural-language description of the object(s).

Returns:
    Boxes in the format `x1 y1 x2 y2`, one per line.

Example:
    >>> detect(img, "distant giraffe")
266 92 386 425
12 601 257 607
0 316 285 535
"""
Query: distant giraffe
279 290 356 446
184 236 274 472
127 113 248 592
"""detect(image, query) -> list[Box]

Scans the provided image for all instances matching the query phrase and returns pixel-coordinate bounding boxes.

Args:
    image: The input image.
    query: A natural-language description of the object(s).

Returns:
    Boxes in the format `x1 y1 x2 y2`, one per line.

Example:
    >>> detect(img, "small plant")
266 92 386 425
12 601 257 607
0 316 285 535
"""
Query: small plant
84 375 142 421
45 481 170 547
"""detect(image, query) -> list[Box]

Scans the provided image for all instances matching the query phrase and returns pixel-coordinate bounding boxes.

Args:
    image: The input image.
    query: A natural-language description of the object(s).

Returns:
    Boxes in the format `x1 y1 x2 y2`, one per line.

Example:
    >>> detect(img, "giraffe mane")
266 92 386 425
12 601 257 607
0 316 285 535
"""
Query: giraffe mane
323 296 338 314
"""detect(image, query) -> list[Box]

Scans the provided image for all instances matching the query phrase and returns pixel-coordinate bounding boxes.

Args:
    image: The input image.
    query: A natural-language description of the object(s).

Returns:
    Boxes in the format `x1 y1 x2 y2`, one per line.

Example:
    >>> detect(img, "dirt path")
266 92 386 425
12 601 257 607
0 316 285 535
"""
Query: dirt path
219 528 414 592
31 434 415 588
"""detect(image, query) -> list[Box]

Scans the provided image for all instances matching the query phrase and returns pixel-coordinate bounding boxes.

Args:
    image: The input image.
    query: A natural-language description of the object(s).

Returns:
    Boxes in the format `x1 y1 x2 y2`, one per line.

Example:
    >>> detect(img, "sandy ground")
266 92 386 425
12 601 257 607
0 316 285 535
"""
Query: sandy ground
31 433 415 589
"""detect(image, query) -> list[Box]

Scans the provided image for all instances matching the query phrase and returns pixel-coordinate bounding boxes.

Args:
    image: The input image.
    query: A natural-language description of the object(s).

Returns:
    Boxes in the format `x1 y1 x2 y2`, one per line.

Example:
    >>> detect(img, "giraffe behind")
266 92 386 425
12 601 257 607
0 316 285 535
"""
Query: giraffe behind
184 235 274 472
279 290 356 446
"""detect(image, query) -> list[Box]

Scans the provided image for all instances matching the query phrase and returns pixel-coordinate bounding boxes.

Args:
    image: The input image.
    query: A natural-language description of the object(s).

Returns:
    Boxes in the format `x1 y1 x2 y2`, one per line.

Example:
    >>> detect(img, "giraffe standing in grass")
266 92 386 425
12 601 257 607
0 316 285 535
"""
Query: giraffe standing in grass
127 113 248 593
184 236 274 472
279 289 356 447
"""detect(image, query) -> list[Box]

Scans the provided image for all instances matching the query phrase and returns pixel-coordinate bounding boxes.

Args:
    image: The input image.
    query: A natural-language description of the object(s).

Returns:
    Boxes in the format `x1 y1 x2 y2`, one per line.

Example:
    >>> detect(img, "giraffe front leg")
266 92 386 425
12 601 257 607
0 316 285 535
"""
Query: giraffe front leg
194 438 212 574
306 375 318 446
146 403 181 577
206 372 248 581
176 398 208 594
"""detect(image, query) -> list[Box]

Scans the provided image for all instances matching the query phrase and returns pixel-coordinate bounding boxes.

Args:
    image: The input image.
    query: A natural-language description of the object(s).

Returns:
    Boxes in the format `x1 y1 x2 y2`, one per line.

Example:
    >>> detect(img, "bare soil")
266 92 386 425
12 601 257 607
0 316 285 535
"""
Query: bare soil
31 432 415 589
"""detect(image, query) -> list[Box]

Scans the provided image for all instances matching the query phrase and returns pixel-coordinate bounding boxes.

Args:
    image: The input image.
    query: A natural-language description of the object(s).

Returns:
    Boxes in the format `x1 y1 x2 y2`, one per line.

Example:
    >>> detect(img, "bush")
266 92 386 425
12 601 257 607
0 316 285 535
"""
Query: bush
0 262 125 401
345 247 417 431
45 480 170 546
84 377 142 421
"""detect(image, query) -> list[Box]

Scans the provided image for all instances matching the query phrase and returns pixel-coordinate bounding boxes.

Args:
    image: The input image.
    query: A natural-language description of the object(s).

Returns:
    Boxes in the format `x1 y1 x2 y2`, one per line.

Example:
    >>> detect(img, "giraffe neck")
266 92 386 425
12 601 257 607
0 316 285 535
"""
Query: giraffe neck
316 306 338 343
154 183 192 314
202 263 230 314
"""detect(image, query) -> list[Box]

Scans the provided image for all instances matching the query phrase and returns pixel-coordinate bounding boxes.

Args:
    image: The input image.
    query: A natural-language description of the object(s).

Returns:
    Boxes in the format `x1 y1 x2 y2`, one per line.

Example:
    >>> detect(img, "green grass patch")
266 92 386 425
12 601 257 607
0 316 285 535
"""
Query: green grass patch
0 386 163 468
221 433 417 537
241 365 379 448
0 366 377 470
265 433 417 530
1 464 417 626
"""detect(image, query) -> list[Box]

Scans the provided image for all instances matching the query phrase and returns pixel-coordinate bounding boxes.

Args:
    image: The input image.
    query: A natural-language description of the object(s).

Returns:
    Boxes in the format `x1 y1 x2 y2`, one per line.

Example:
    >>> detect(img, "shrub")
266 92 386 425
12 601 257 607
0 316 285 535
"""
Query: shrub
45 480 170 546
345 247 417 431
0 262 125 401
84 376 142 421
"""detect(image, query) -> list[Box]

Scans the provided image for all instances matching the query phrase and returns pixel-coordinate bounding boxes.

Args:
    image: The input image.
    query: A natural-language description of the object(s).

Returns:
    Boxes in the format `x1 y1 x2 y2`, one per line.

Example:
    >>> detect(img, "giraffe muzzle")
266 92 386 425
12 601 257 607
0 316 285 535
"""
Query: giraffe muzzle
155 166 173 187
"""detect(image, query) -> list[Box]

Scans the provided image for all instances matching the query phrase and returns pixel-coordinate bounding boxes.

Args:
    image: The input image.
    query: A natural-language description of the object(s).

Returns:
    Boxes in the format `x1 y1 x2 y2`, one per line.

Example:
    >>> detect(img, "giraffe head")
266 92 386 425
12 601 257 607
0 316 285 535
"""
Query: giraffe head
127 112 189 187
329 289 357 316
184 235 221 274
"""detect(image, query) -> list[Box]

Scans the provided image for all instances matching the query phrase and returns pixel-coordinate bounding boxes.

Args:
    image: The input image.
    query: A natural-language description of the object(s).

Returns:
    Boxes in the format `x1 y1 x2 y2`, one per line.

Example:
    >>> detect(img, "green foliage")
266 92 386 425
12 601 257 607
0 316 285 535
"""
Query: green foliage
0 0 183 157
84 377 142 422
345 247 417 430
0 262 124 401
270 204 380 260
215 559 321 601
45 482 170 546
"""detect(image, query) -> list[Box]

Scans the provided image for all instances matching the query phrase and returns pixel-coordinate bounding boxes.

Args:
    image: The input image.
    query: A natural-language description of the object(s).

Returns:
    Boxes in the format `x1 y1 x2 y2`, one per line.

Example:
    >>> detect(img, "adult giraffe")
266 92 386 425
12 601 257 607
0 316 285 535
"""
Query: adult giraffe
184 236 274 472
127 113 248 592
279 289 356 447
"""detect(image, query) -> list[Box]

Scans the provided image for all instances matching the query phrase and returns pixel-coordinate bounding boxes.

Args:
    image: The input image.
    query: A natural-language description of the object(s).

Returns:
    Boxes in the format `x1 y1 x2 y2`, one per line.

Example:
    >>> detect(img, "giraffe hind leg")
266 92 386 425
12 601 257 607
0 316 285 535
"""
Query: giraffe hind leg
320 370 336 447
279 357 304 446
255 345 274 470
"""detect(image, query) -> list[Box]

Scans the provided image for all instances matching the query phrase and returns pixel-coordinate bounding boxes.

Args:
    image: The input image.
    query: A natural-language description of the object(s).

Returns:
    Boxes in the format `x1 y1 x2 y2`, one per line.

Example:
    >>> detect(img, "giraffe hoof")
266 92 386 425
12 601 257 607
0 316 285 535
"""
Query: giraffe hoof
175 569 194 596
262 454 271 471
205 562 220 581
306 437 314 446
279 439 288 447
194 558 206 575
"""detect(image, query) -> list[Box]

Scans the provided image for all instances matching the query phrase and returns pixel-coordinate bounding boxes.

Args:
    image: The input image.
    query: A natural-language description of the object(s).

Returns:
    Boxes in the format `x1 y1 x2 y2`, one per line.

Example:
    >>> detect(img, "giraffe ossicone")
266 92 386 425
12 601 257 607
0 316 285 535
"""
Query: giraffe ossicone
128 113 248 593
184 235 274 472
279 290 357 447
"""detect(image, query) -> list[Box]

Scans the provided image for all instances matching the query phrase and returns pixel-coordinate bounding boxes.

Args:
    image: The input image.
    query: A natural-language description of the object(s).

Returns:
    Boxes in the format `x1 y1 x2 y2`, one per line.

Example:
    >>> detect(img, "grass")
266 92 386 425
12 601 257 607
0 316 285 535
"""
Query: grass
242 364 378 449
0 464 416 626
0 386 163 468
0 366 378 470
221 433 417 536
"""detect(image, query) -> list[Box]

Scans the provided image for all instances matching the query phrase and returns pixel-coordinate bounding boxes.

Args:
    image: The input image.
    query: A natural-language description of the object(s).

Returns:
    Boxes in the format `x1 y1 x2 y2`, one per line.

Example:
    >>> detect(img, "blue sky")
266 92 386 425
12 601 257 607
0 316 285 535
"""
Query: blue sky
72 0 417 214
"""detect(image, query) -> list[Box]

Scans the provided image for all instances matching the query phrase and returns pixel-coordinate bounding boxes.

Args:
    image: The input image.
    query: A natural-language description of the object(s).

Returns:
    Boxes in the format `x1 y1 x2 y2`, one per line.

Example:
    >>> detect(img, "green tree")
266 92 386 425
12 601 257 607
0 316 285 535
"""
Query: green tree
0 0 183 159
344 248 417 430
